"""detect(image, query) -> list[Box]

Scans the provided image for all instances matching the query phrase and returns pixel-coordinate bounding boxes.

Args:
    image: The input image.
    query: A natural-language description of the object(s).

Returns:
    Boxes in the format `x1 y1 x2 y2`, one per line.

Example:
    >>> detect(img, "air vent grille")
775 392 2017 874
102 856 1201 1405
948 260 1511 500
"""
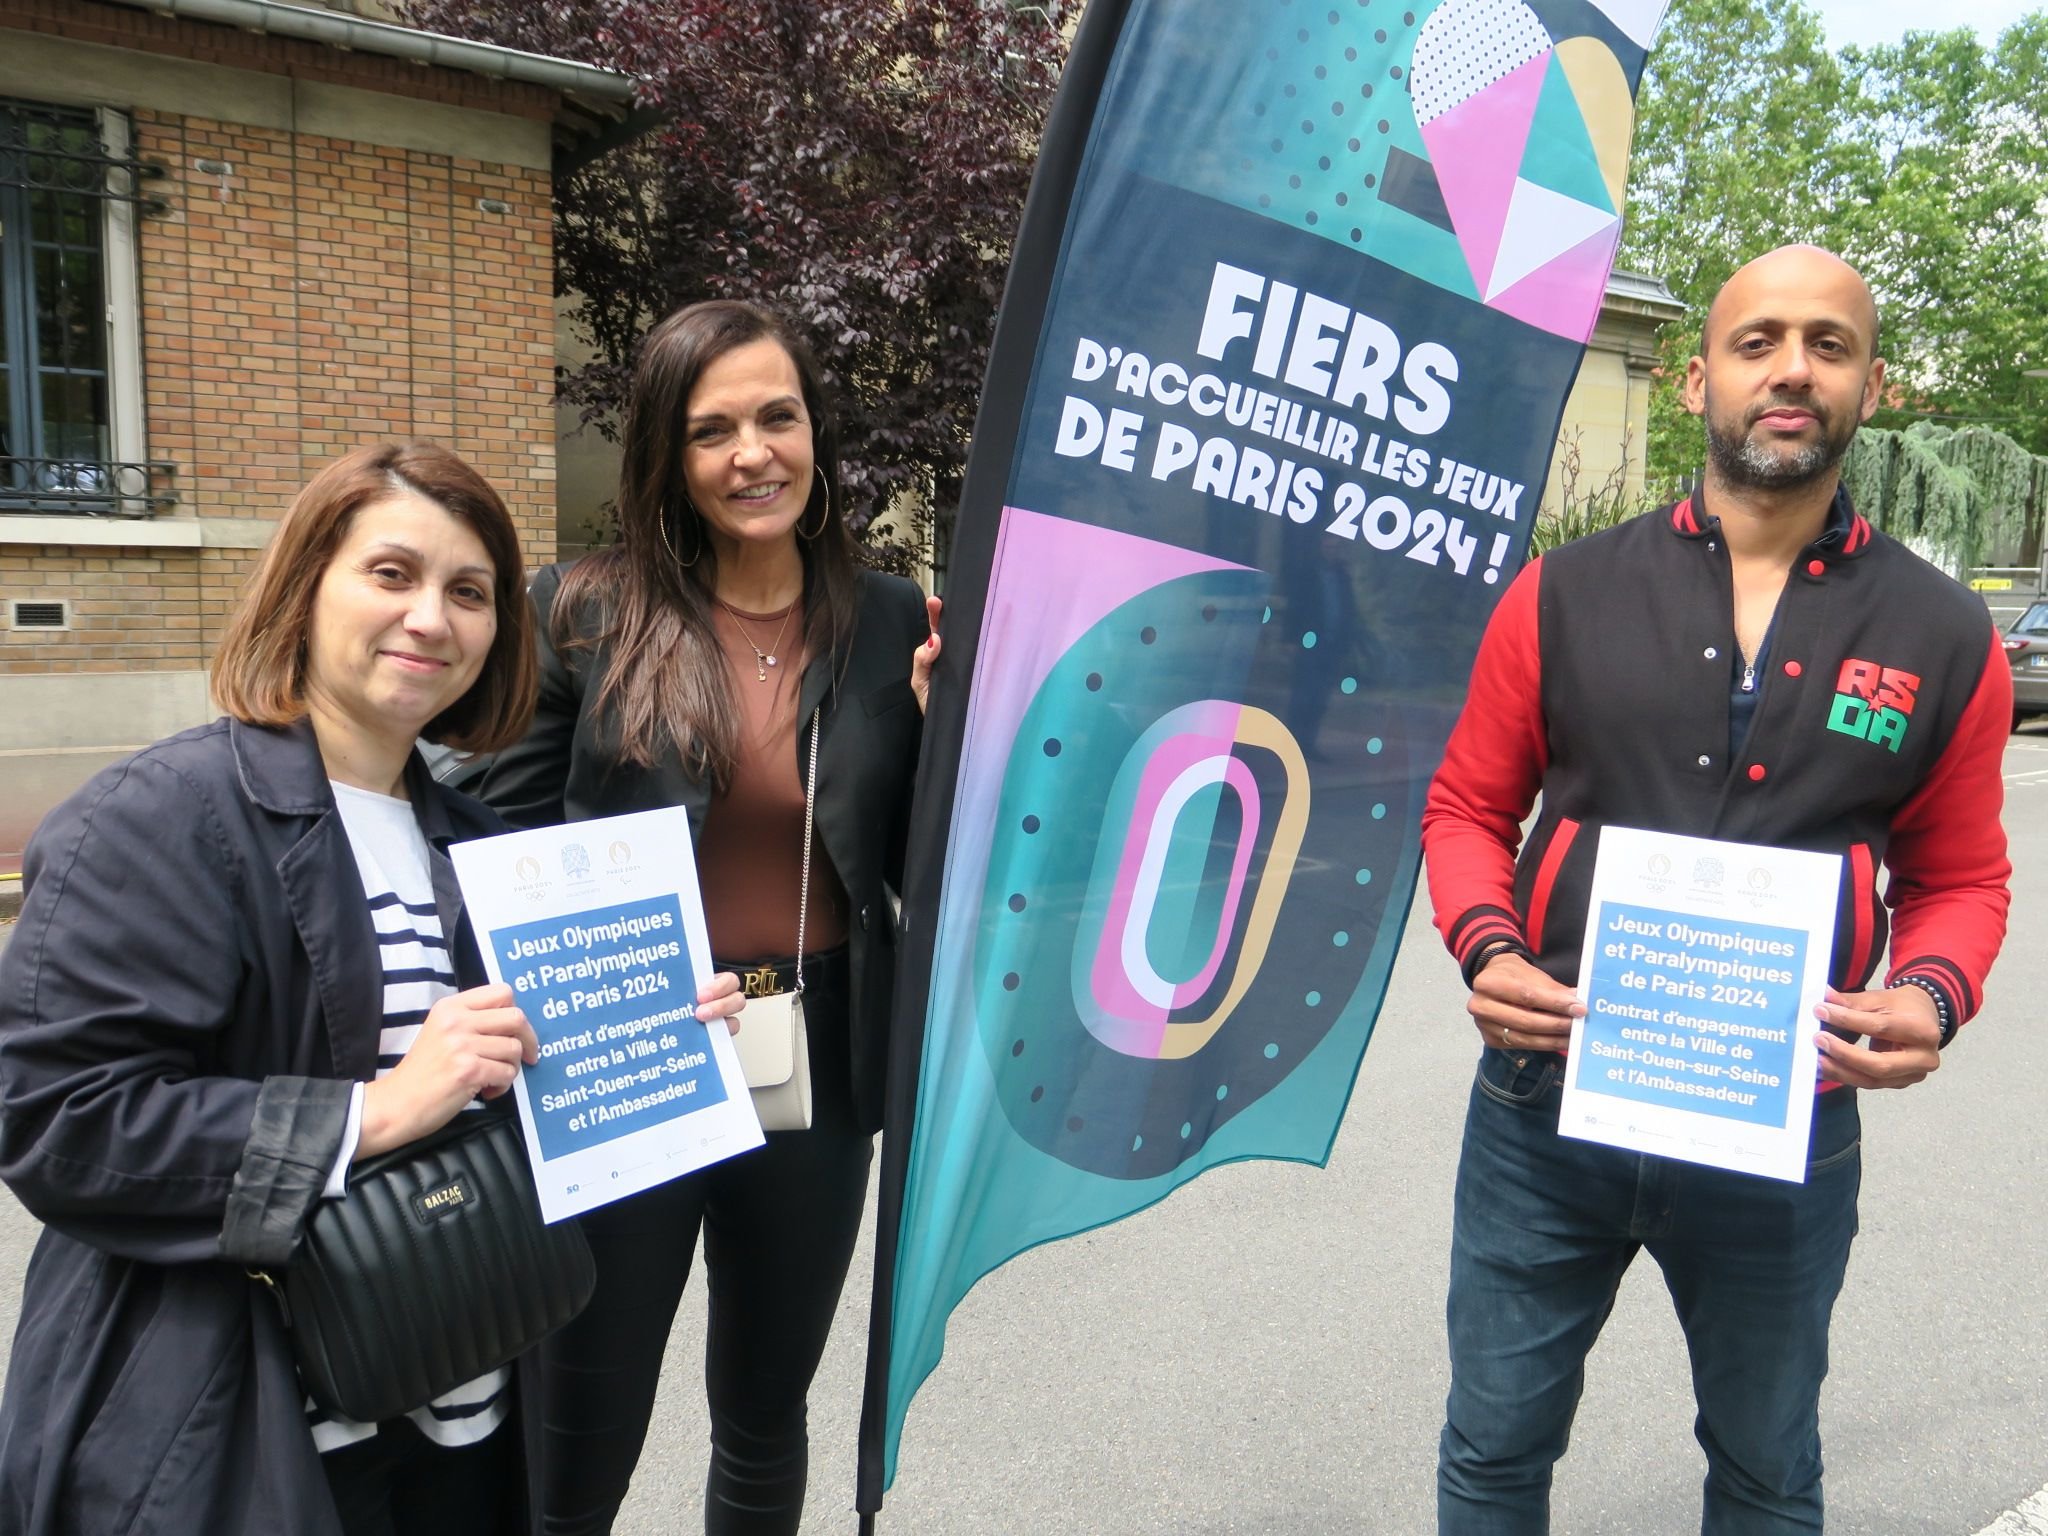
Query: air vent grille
9 600 69 630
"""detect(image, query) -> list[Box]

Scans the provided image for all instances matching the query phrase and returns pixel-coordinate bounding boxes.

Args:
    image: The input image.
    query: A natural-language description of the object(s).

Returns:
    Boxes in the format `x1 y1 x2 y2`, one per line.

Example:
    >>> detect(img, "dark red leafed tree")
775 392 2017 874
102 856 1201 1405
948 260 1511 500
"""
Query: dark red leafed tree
399 0 1071 570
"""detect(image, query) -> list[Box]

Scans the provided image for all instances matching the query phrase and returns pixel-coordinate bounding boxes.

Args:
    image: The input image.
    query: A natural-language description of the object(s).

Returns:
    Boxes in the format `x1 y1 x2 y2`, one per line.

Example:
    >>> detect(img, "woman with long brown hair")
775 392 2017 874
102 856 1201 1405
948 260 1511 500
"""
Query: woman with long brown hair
478 300 938 1535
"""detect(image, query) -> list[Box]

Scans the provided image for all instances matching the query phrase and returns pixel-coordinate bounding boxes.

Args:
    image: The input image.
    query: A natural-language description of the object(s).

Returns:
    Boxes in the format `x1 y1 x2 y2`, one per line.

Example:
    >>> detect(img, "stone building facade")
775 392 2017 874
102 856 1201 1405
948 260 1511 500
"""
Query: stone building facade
1543 269 1686 515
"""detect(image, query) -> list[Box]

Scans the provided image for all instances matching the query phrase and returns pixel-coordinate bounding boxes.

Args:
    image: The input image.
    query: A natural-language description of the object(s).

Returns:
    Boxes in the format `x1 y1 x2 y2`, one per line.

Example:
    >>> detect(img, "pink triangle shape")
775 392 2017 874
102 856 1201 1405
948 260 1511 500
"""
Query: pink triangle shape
982 507 1250 716
1417 49 1552 295
1487 220 1624 342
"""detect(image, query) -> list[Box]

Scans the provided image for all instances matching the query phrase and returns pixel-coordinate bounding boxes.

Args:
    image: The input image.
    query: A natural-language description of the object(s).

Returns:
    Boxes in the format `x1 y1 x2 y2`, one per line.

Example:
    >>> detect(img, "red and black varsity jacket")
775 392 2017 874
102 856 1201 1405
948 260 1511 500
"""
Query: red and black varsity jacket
1422 492 2011 1044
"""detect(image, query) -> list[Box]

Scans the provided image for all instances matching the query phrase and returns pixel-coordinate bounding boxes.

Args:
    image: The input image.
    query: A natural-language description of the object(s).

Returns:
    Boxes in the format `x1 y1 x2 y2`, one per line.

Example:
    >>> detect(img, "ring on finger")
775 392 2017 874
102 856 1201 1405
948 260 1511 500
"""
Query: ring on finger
1503 1026 1515 1049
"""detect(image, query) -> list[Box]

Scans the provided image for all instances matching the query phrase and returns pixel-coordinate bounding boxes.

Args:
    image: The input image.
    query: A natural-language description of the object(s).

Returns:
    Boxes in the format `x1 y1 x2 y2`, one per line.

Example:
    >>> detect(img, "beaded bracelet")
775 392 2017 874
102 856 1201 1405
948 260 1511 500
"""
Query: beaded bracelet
1894 975 1956 1049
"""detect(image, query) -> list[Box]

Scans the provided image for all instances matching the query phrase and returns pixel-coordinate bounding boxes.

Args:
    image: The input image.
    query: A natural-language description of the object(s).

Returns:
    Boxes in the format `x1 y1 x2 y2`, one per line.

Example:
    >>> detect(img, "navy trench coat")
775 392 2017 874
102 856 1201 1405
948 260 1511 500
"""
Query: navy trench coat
0 717 538 1536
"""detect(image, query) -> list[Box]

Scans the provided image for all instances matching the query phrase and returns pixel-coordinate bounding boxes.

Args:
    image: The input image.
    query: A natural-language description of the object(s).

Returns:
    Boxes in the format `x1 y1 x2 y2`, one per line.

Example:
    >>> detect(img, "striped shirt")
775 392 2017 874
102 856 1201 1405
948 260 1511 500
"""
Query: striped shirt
312 781 510 1454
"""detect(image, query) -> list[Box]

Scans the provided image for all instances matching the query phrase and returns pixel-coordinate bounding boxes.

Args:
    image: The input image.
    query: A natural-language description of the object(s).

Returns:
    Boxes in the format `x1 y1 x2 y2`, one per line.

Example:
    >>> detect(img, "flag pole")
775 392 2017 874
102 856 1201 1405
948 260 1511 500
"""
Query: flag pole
850 0 1136 1521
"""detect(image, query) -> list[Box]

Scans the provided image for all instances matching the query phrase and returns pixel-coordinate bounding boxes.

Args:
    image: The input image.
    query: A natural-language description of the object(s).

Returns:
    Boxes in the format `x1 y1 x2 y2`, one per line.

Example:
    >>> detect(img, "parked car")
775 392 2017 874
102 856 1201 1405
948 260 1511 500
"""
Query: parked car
2003 601 2048 731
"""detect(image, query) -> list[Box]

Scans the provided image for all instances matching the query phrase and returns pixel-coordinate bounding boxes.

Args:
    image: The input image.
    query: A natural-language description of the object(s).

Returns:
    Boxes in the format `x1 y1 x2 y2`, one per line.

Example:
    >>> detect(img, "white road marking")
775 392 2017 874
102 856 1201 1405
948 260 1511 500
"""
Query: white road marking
1973 1483 2048 1535
2003 743 2048 785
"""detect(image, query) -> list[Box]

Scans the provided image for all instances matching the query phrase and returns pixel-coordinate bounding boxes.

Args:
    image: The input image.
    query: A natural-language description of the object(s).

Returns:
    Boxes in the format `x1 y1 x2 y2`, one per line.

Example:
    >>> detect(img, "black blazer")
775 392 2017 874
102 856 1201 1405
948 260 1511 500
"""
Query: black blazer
0 719 538 1536
476 562 927 1133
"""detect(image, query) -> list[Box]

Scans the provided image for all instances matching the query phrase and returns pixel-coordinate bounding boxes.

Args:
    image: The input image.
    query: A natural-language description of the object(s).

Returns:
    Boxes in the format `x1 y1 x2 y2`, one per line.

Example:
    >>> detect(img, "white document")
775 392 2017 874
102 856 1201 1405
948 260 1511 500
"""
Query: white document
1560 826 1840 1184
451 807 763 1222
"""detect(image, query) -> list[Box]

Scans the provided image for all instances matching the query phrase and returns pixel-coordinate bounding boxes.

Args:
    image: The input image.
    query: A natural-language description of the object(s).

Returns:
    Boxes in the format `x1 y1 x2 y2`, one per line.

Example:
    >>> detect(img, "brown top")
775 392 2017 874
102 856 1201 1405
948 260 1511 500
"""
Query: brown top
695 598 849 960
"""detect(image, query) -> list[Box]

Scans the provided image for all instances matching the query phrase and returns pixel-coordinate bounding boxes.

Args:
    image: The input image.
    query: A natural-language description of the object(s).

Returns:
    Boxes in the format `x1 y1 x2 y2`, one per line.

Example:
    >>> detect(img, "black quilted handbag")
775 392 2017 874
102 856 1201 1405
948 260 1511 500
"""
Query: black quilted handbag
253 1105 594 1423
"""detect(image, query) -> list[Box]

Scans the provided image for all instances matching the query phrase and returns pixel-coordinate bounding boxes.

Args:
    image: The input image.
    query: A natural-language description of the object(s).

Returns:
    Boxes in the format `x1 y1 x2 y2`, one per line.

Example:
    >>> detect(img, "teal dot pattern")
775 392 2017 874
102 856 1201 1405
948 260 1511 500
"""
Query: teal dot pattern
973 566 1407 1180
1111 0 1476 299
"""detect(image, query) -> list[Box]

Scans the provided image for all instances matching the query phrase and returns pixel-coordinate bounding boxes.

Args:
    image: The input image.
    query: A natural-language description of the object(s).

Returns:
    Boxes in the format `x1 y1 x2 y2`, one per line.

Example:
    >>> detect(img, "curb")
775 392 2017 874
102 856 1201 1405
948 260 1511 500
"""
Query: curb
0 878 20 923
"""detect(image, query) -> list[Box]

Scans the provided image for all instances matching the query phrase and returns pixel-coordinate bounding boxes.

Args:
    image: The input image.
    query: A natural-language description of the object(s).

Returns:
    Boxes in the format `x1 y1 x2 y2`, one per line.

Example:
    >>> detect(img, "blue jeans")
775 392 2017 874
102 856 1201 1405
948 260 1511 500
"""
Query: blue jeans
1439 1048 1862 1536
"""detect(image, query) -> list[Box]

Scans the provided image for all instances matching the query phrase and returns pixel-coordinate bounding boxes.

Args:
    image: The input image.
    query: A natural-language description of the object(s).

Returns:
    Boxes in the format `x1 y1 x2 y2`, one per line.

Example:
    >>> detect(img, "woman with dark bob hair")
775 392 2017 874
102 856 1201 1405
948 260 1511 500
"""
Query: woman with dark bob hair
477 300 939 1534
0 441 744 1536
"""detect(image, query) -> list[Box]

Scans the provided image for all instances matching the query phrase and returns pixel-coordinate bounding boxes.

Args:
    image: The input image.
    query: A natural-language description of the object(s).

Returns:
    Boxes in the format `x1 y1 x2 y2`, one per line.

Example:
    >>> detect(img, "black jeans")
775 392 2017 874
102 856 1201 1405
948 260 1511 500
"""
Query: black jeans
538 949 873 1536
323 1416 519 1536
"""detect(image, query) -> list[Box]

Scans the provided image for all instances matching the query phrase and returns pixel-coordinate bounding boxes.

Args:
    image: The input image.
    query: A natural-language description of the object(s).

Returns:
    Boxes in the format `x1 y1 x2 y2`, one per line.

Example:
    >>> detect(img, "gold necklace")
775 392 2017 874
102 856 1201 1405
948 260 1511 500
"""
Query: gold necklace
718 598 795 683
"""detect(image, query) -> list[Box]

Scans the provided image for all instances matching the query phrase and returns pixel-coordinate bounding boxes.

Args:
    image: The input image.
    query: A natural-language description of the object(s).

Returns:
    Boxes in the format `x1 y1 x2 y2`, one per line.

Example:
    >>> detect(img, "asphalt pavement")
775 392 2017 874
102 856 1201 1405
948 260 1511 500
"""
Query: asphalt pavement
0 748 130 880
0 740 2042 1534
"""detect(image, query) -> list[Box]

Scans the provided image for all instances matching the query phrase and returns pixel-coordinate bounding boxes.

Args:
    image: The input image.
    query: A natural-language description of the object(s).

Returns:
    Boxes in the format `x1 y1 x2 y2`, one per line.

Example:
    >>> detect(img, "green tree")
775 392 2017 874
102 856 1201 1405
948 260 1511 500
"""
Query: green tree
1620 3 2048 485
1619 0 1852 485
1837 17 2048 457
399 0 1070 570
1842 423 2047 574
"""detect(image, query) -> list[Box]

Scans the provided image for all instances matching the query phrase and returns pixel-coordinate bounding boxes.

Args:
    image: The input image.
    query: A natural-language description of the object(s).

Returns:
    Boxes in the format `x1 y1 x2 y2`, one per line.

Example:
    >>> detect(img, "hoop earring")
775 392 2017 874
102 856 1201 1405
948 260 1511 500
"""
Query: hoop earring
658 501 703 568
799 466 833 542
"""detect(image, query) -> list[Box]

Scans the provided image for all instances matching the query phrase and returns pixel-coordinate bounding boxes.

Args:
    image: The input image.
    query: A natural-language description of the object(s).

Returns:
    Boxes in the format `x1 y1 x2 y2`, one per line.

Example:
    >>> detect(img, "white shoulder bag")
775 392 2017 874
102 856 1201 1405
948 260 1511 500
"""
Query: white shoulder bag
731 708 817 1131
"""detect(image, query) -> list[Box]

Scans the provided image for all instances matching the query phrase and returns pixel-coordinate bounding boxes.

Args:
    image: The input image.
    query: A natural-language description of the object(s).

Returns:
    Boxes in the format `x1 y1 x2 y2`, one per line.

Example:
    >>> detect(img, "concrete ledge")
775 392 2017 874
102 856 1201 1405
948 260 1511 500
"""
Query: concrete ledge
201 517 278 550
0 670 212 753
298 80 550 170
0 515 200 548
0 876 18 923
0 31 551 167
0 516 277 550
0 30 293 128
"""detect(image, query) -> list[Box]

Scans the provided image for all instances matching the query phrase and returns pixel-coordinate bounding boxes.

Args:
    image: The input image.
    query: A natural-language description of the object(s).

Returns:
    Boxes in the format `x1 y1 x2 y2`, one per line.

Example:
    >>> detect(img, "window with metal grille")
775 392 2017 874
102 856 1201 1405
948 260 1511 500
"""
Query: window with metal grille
0 99 167 517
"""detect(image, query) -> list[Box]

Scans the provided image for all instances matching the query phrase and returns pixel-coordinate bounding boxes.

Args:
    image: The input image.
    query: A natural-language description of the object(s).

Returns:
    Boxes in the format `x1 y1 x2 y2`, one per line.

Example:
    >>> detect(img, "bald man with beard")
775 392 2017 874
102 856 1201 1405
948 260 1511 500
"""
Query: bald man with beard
1420 246 2012 1534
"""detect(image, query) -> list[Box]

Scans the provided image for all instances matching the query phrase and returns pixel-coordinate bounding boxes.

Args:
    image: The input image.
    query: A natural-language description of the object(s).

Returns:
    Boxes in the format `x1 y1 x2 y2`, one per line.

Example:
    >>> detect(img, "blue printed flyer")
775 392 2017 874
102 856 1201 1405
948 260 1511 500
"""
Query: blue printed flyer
1561 826 1839 1183
451 807 764 1221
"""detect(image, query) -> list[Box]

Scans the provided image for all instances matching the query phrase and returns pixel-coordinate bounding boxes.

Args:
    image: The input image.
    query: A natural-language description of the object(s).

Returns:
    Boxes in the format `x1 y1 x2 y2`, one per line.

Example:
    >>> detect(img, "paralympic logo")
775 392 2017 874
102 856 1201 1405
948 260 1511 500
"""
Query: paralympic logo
1075 699 1308 1061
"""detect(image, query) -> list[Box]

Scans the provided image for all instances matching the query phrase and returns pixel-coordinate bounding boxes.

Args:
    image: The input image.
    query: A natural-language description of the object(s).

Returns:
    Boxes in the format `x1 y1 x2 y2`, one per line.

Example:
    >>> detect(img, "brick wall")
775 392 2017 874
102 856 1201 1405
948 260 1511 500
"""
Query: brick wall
2 95 557 672
0 547 274 673
133 114 556 542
